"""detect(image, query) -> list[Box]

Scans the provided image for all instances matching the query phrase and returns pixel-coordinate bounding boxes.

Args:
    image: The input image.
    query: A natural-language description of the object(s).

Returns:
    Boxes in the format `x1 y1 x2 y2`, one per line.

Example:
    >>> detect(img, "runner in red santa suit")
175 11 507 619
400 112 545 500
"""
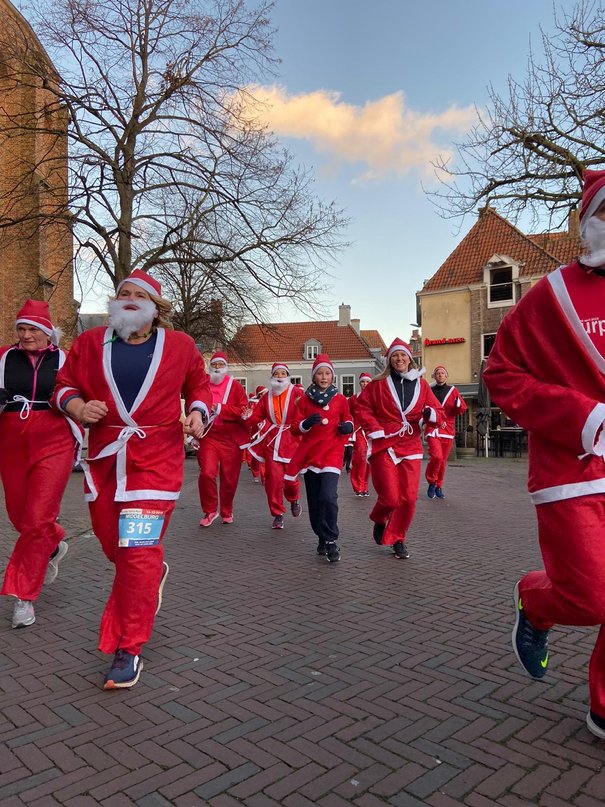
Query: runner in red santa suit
197 352 248 527
54 269 211 690
286 354 353 562
246 386 268 484
355 339 445 559
244 363 303 529
484 168 605 740
348 371 372 497
0 301 81 629
425 365 467 500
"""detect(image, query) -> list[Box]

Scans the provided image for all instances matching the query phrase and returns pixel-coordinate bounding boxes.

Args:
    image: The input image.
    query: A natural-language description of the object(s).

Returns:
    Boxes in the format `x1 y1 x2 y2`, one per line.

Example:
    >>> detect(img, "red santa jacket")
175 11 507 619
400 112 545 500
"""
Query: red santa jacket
204 374 249 448
285 390 353 478
354 372 445 463
53 327 211 502
244 383 303 463
348 393 368 448
426 384 467 439
484 262 605 505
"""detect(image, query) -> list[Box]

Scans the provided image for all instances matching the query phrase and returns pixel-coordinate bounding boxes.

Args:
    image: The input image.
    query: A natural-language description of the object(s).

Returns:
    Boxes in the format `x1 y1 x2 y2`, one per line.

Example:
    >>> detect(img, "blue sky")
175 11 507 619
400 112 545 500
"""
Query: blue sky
262 0 559 345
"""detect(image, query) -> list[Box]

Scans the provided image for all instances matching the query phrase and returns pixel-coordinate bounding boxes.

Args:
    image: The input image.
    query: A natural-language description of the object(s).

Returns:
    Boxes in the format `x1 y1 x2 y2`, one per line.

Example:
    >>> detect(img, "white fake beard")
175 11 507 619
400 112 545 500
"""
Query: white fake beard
581 217 605 267
210 367 228 385
108 299 158 341
270 377 290 393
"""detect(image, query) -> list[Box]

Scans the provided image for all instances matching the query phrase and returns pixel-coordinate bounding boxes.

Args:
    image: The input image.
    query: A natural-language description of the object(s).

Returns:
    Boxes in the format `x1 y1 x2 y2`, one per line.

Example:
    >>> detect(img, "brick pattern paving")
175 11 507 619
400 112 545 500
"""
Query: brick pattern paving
0 457 603 805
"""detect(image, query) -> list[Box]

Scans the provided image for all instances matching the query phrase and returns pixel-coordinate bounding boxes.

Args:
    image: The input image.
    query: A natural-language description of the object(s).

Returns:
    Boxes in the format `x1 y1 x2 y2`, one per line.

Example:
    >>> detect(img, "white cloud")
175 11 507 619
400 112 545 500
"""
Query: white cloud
237 86 477 181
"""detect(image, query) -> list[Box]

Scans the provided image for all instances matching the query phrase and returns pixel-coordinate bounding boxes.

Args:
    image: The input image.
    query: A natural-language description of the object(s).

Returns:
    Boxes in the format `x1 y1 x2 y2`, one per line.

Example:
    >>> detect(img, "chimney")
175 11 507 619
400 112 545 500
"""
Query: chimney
351 318 360 335
338 303 351 327
568 207 580 240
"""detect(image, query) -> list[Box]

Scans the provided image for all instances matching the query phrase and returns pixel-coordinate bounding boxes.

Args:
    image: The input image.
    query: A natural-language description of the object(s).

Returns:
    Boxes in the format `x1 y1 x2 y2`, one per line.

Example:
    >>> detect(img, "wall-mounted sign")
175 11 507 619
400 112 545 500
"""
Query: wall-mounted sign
424 337 466 346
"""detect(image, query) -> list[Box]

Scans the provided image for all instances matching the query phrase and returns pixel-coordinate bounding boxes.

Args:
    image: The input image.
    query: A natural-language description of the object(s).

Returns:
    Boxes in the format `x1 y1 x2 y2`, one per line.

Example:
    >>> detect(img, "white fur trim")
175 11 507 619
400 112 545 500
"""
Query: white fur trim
581 185 605 238
582 403 605 456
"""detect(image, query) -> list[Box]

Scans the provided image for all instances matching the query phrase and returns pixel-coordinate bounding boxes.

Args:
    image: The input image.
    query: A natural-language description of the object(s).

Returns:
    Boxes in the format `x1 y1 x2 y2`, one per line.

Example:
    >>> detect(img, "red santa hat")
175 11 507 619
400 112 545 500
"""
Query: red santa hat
312 353 334 376
116 269 162 298
431 365 449 379
359 371 372 382
255 385 268 396
271 362 290 376
580 169 605 237
15 300 61 345
210 351 228 365
386 338 413 361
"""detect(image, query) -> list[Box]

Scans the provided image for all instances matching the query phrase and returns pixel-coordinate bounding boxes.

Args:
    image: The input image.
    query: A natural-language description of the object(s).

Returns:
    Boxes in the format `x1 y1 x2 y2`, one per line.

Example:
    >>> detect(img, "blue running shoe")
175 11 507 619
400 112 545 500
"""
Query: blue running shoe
103 650 143 690
435 487 445 499
427 483 436 499
587 711 605 740
512 581 549 680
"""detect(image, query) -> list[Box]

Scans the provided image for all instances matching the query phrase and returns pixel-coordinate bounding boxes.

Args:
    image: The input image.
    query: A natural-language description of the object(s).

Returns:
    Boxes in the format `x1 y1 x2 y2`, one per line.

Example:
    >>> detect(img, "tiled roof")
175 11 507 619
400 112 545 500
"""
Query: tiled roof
360 329 387 353
423 207 582 292
229 320 376 363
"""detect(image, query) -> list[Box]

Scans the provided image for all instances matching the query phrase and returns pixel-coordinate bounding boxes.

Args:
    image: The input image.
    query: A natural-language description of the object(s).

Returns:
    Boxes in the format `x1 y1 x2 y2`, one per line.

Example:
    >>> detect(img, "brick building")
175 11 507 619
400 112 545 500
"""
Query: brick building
0 0 77 345
416 206 581 447
227 304 386 395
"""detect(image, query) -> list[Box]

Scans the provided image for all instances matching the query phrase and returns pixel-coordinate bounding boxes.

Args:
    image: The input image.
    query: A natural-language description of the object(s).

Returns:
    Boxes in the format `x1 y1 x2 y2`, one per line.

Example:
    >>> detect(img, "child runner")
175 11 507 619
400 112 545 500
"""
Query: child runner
348 371 372 497
286 354 353 562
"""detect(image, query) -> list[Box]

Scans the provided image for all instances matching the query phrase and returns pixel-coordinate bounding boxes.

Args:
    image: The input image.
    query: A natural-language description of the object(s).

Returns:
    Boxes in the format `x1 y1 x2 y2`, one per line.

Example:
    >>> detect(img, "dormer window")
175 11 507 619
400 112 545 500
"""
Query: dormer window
483 255 519 308
304 339 321 360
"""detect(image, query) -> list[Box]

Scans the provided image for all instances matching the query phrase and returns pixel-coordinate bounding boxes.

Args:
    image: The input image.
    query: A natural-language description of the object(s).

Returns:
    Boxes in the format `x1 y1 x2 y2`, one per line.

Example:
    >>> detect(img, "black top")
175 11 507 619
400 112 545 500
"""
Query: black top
389 368 417 411
431 382 451 405
3 346 59 411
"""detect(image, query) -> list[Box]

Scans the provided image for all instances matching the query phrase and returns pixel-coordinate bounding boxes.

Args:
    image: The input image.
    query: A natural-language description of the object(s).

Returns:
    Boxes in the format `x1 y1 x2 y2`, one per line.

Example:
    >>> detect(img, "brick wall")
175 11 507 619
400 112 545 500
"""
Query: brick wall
0 0 77 347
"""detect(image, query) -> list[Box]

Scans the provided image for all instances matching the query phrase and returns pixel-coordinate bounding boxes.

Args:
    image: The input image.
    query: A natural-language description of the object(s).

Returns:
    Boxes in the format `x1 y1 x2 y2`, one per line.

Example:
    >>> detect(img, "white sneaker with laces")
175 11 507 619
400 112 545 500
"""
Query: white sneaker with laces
12 599 35 628
44 541 69 585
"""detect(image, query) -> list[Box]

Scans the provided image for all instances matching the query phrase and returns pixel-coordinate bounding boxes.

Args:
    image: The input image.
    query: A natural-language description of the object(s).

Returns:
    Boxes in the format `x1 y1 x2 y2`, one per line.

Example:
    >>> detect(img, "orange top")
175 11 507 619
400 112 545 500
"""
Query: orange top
272 388 288 424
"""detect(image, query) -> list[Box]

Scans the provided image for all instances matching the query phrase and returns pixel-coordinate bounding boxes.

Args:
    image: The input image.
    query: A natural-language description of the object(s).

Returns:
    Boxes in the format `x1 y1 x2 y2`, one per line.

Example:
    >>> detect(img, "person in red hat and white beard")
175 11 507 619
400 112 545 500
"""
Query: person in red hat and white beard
0 300 81 630
425 365 467 500
355 339 445 559
348 371 372 497
54 269 212 690
484 168 605 739
196 352 248 527
243 362 303 529
286 354 353 562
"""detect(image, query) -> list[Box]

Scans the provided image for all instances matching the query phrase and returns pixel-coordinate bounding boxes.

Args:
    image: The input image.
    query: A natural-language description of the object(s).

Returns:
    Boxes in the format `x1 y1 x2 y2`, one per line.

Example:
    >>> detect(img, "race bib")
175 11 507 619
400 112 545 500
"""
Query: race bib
118 508 165 547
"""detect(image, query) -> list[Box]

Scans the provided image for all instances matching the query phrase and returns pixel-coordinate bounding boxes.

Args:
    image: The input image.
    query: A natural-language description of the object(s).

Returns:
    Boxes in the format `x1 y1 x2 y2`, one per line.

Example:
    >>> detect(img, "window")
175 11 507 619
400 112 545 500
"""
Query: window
482 333 497 359
290 376 303 386
488 266 514 305
341 375 355 397
305 344 318 360
233 377 247 392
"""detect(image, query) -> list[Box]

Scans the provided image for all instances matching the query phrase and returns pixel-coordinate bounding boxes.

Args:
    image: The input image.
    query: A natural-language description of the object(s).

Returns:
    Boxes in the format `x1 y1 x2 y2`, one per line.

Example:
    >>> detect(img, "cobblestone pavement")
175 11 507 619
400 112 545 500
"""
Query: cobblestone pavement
0 456 603 806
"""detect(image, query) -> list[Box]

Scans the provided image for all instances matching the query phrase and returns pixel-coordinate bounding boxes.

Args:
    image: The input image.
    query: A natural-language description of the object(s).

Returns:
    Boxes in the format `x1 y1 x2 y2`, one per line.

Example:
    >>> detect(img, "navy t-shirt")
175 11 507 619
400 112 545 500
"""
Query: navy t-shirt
111 332 158 411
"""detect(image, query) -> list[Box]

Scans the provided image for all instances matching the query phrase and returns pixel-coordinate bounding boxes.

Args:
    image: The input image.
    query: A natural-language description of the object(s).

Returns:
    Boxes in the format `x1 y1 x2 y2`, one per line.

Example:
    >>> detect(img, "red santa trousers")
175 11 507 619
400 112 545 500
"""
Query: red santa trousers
0 413 74 601
88 461 176 656
519 494 605 717
264 455 300 516
369 452 421 546
425 435 454 487
350 437 370 494
196 431 242 517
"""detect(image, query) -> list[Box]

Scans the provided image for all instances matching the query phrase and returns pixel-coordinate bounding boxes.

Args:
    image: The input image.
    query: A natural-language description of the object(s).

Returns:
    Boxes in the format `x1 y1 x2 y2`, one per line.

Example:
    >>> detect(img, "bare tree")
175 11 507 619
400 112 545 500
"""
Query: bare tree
430 0 605 229
0 0 345 321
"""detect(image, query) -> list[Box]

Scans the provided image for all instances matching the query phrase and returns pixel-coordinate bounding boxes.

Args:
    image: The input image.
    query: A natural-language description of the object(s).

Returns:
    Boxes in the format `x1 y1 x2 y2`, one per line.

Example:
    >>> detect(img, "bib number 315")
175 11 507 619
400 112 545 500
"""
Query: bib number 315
118 508 165 547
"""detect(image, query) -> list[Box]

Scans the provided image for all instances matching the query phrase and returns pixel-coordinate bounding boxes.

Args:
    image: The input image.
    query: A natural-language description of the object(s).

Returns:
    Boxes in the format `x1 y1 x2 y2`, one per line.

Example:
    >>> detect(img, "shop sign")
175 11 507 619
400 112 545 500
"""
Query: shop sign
424 337 466 346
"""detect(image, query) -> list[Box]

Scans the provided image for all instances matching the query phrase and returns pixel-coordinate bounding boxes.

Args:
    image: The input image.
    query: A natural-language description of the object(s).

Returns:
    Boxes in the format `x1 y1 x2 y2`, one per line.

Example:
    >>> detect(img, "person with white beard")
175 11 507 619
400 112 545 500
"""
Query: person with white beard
484 168 605 739
244 362 303 529
53 269 211 690
196 351 248 527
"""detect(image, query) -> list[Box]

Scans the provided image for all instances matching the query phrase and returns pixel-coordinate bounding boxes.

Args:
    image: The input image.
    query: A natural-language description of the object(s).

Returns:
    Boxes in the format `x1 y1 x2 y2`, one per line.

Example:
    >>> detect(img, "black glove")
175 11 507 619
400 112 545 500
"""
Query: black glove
0 388 8 407
302 412 322 430
422 406 432 419
338 422 354 435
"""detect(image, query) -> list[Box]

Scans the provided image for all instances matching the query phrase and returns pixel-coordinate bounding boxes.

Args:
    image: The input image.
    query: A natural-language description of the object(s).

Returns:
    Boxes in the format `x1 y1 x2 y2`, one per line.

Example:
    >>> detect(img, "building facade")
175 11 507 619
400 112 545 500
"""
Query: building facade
228 304 386 395
0 0 77 345
416 206 581 448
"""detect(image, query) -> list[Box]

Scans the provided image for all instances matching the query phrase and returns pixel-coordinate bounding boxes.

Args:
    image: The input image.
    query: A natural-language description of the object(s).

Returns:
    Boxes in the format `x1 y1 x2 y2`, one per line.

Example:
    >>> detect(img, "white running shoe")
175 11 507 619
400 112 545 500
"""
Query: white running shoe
44 541 69 585
12 599 35 628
